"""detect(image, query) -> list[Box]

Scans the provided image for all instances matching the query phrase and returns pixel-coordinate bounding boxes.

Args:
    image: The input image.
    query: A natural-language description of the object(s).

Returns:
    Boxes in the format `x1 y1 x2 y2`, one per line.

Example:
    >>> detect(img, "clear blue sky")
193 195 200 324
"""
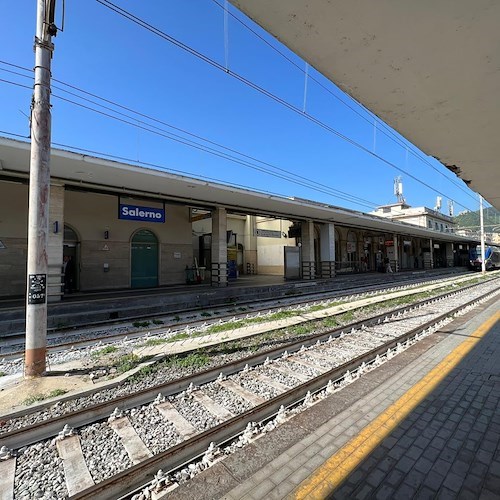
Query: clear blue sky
1 0 483 214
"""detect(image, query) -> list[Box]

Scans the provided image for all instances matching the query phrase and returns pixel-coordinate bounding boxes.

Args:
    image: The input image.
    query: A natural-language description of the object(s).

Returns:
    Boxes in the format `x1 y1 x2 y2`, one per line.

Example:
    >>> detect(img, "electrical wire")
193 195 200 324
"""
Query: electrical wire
0 58 477 213
0 58 475 209
94 0 477 212
210 0 476 200
0 128 346 204
0 62 379 208
3 125 496 229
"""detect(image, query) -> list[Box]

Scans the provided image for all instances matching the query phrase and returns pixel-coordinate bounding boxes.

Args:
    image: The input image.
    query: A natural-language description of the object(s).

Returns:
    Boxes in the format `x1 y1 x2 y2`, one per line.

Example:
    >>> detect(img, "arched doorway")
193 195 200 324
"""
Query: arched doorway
63 224 80 292
131 229 159 288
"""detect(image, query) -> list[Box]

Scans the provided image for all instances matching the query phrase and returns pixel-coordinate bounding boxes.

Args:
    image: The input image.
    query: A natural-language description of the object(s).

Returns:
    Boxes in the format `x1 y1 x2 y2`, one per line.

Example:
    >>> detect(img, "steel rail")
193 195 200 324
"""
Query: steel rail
70 287 500 500
0 270 472 346
0 273 484 360
1 279 497 449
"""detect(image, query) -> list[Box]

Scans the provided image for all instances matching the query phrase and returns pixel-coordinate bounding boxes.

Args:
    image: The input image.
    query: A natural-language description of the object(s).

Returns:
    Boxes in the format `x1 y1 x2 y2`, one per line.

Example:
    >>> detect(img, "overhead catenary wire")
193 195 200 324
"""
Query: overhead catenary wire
0 57 475 211
0 63 378 209
210 0 476 201
0 59 476 213
0 127 356 206
94 0 477 212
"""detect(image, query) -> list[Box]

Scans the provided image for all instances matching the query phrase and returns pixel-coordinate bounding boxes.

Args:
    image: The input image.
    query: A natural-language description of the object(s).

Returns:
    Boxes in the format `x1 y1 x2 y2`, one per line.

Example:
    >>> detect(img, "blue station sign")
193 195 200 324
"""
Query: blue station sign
119 204 165 223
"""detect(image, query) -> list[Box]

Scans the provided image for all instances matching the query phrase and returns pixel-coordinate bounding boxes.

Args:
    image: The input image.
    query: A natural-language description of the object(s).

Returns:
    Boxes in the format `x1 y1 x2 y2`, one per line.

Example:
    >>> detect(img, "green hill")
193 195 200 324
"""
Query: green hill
454 207 500 231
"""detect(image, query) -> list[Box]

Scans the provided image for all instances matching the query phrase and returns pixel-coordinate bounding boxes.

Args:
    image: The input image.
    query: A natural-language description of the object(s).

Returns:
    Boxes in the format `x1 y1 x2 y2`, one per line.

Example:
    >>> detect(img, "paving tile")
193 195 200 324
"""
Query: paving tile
381 436 398 449
442 471 465 493
413 435 431 450
414 456 433 475
374 484 395 500
405 445 424 461
452 428 468 441
267 464 294 485
480 488 500 500
439 447 458 464
415 486 438 499
488 460 500 477
447 437 463 451
245 479 276 500
456 447 476 466
476 449 494 465
395 456 415 474
303 453 329 472
388 445 407 461
430 436 446 449
438 486 460 499
385 469 405 488
484 430 500 444
394 482 418 498
423 470 445 491
481 439 498 453
462 472 484 491
421 445 441 462
344 468 365 487
351 484 375 500
263 481 296 499
376 456 396 474
402 469 425 489
483 473 500 493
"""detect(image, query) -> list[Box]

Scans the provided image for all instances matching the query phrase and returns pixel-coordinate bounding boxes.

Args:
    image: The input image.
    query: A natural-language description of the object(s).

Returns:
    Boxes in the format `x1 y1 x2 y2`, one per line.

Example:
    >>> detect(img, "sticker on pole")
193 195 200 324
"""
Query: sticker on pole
28 274 47 304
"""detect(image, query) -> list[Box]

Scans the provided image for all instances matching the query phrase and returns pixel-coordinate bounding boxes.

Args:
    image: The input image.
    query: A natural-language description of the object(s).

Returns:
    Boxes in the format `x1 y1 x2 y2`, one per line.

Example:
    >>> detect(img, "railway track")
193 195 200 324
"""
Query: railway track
1 277 498 499
0 272 488 362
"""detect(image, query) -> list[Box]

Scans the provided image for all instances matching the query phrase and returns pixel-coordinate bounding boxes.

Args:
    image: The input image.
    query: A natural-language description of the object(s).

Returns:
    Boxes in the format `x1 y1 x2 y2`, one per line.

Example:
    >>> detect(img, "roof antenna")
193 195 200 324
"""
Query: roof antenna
393 176 405 203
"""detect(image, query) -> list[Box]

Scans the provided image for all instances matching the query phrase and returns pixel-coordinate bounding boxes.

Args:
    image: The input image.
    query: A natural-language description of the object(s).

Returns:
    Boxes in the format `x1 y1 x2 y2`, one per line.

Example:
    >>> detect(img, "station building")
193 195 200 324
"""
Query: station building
0 137 476 301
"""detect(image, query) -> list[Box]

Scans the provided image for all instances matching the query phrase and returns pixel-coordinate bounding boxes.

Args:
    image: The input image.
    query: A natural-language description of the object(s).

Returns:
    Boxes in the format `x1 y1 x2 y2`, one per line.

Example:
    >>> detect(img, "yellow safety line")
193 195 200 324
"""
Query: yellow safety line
293 310 500 500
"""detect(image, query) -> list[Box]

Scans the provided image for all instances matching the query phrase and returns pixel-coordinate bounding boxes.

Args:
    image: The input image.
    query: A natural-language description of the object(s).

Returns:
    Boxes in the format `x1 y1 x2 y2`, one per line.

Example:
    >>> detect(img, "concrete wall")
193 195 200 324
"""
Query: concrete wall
65 191 192 290
0 181 28 296
0 179 194 296
256 218 294 275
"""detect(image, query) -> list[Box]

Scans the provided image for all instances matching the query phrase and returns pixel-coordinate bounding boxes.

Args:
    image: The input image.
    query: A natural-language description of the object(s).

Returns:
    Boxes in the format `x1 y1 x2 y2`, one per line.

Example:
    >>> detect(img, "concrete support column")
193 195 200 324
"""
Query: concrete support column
211 207 228 286
320 223 335 278
301 221 315 279
428 238 434 269
48 183 64 302
393 234 399 272
244 215 257 274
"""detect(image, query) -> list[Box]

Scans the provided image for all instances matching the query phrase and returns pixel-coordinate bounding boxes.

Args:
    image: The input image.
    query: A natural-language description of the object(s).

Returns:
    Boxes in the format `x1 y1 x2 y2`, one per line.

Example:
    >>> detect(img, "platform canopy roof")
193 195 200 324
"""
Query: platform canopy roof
230 0 500 210
0 137 474 243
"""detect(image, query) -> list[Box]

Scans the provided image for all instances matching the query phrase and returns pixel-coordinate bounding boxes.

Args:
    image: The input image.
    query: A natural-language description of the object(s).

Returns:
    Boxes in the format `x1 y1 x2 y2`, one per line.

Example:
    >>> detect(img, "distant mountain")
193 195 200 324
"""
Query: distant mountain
454 207 500 231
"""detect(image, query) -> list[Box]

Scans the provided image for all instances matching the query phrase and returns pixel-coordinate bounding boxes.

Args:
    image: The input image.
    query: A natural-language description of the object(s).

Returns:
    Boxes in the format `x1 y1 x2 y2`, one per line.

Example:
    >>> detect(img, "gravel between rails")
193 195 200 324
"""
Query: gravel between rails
79 422 133 483
4 280 499 500
1 279 498 439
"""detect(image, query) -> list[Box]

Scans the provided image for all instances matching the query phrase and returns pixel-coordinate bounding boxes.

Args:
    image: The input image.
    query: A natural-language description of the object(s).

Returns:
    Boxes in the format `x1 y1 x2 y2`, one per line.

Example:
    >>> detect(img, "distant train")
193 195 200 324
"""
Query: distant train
469 245 500 271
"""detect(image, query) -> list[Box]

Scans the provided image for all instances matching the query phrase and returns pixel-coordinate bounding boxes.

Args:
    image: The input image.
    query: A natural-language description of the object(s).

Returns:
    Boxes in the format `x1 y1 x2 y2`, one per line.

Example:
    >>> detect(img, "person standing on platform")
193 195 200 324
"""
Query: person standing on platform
384 257 393 273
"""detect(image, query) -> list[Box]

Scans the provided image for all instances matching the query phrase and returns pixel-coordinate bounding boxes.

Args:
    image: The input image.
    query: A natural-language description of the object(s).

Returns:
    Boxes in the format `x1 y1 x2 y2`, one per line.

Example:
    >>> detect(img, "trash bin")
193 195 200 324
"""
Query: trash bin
228 260 237 279
185 266 195 284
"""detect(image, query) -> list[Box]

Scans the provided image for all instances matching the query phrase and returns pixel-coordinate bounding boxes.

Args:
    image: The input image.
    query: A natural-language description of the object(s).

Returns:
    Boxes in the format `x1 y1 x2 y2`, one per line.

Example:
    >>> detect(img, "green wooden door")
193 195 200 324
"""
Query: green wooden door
131 230 158 288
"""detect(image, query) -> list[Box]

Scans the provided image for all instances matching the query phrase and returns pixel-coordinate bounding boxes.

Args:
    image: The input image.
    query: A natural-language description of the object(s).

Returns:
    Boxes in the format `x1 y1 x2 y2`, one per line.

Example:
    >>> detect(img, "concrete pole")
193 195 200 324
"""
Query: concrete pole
479 194 486 274
393 234 399 272
211 207 228 286
25 0 55 377
319 223 335 278
301 221 315 279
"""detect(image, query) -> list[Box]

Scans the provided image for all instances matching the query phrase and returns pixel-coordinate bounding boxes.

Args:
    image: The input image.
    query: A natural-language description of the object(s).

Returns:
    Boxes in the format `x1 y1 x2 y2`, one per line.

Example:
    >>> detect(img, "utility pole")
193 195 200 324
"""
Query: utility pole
479 194 486 275
25 0 57 377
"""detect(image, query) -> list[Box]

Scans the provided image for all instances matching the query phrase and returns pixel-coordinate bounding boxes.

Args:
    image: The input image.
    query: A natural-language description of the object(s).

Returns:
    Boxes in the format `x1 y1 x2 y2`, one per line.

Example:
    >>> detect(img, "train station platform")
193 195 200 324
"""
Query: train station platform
166 294 500 499
0 267 470 336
